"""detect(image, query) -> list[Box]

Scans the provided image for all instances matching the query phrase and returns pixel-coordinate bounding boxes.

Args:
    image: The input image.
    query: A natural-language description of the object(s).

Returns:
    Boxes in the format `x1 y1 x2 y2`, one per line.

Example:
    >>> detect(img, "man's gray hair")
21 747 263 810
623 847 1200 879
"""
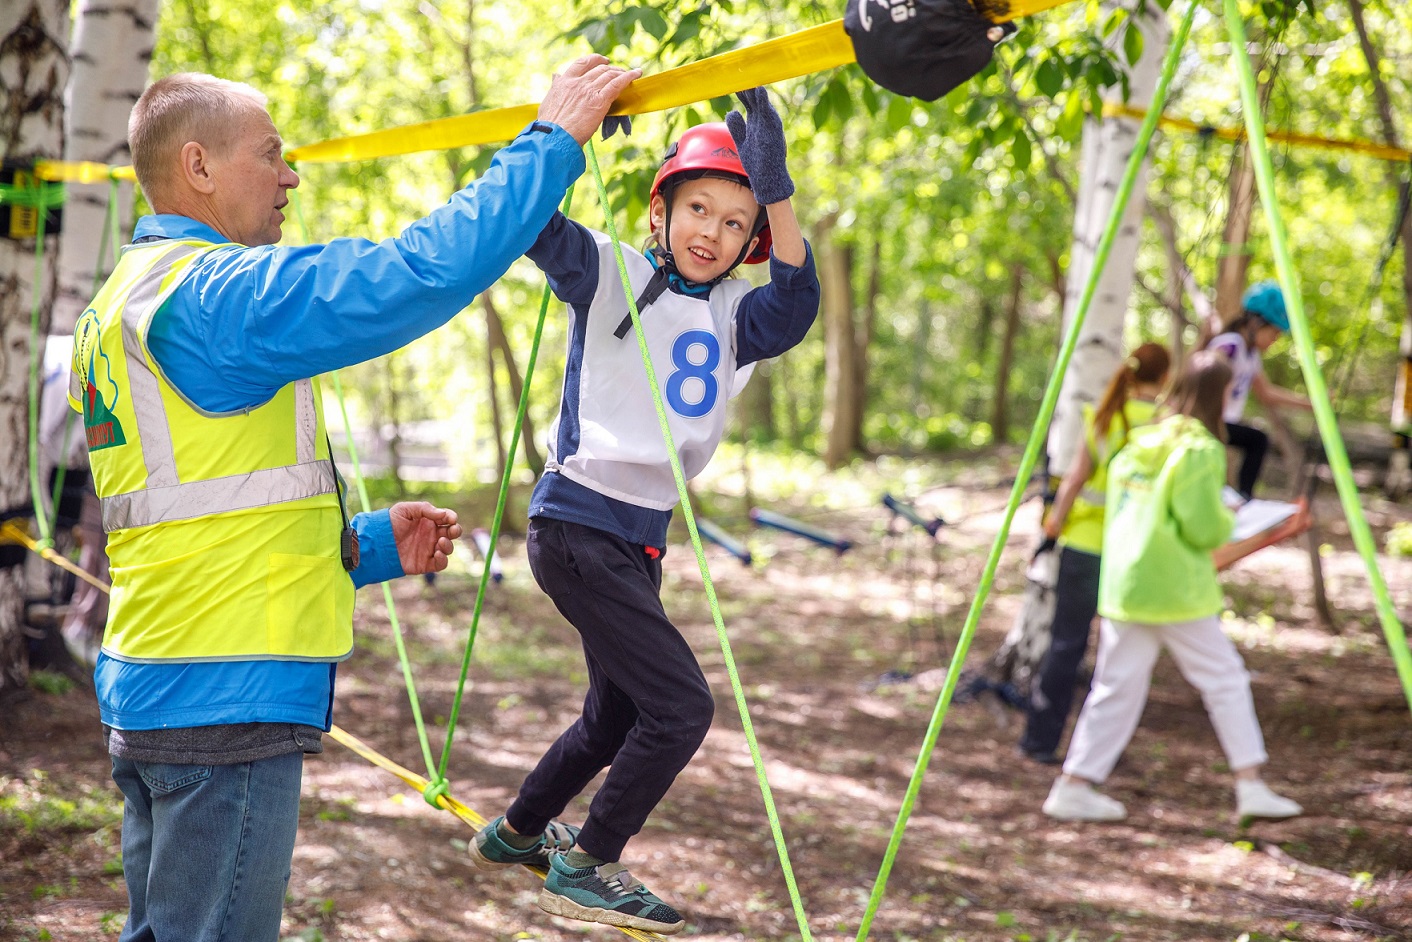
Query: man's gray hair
129 73 268 201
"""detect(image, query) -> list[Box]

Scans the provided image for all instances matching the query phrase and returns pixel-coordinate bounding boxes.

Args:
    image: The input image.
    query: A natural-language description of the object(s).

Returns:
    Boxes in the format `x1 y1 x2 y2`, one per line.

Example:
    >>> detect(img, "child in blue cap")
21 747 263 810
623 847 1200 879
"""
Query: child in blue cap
1206 279 1312 498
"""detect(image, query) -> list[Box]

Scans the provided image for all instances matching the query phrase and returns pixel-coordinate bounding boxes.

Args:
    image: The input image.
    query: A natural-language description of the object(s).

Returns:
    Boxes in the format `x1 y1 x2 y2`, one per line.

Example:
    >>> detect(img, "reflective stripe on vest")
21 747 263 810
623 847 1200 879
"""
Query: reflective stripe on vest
82 237 353 665
97 244 334 532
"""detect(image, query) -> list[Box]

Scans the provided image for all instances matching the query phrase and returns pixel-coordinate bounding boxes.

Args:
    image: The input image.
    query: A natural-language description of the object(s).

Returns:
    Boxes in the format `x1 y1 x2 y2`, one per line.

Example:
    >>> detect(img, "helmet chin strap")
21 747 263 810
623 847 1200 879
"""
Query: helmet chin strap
613 185 765 341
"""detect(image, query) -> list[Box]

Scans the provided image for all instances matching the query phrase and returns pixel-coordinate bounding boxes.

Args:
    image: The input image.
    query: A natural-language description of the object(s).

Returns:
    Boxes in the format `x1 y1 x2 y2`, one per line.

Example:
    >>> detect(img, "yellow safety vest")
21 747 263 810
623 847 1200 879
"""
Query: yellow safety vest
69 239 354 663
1059 398 1157 555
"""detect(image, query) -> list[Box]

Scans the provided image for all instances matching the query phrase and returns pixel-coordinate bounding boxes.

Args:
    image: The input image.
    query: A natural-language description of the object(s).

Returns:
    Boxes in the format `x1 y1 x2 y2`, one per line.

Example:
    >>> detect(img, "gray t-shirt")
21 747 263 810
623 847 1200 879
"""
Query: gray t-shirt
105 722 323 765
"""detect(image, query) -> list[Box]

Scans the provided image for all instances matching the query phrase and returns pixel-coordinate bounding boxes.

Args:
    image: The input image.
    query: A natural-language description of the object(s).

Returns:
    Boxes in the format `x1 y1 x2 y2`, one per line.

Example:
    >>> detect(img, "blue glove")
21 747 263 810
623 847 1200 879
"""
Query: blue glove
725 87 794 206
601 115 632 140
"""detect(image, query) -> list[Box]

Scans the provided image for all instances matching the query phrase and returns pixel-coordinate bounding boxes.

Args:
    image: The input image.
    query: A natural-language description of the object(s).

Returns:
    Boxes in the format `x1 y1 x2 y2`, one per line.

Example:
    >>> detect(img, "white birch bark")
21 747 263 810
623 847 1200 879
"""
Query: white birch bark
1046 0 1172 475
0 0 70 696
52 0 158 334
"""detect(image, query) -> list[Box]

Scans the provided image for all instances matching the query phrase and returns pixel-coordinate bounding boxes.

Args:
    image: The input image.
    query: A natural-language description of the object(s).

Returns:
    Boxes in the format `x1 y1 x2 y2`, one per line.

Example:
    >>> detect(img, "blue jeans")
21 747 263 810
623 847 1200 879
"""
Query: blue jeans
112 752 303 942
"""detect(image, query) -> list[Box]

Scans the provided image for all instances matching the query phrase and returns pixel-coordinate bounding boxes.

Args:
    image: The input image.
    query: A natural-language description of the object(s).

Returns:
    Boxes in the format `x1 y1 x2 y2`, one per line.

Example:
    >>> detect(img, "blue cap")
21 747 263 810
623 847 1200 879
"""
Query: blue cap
1242 280 1288 332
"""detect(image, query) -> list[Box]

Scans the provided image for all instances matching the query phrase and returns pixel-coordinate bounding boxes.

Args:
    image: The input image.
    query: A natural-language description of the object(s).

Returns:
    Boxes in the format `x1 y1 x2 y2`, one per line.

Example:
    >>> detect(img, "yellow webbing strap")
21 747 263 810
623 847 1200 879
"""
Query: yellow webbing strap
33 160 137 183
287 1 1076 165
27 2 1082 176
0 520 111 594
1104 102 1412 164
324 724 666 941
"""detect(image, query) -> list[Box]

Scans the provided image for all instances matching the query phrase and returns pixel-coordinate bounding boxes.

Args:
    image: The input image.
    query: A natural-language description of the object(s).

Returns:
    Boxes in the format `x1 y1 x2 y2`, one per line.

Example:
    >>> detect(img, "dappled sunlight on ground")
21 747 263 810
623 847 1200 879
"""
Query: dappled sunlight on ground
3 452 1410 940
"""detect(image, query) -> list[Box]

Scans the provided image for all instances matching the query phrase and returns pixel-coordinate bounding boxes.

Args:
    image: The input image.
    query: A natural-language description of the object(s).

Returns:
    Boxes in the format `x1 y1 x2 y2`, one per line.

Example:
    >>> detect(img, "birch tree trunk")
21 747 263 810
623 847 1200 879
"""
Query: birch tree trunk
1046 0 1171 475
0 0 70 699
52 0 158 335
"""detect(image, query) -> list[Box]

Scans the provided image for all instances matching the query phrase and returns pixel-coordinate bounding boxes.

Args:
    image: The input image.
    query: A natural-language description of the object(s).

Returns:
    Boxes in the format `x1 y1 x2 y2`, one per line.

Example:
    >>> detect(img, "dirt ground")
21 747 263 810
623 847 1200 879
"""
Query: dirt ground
3 457 1411 942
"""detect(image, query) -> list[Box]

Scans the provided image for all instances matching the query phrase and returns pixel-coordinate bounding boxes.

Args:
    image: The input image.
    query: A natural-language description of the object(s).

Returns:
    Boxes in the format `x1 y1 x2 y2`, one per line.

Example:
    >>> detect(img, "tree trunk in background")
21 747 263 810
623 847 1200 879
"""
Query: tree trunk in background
484 317 507 478
1347 0 1412 496
1212 144 1257 330
1151 202 1191 368
0 0 70 699
850 234 881 452
992 265 1025 444
52 0 158 335
818 212 861 469
732 358 775 442
482 293 543 475
1046 0 1170 475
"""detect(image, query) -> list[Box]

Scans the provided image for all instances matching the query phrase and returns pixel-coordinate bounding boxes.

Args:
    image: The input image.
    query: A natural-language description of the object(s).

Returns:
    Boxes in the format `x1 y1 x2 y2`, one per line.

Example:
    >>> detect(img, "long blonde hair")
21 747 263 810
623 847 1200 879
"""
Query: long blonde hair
1163 349 1232 442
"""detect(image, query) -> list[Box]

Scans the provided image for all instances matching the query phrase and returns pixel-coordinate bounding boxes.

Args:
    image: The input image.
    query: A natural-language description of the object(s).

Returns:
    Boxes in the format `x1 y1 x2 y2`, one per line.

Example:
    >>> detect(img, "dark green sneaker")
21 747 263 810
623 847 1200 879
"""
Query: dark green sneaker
538 854 686 934
468 816 578 871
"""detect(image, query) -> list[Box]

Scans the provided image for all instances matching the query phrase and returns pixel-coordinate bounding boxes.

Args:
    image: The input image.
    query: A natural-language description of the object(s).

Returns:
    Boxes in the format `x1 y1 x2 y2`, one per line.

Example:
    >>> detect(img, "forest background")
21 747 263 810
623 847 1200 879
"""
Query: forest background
143 0 1412 484
3 1 1412 940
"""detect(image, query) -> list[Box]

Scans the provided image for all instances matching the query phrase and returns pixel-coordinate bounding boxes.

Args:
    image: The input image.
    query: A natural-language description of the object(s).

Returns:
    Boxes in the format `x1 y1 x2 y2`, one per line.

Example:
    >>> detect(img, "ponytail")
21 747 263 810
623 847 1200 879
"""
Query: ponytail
1092 342 1172 442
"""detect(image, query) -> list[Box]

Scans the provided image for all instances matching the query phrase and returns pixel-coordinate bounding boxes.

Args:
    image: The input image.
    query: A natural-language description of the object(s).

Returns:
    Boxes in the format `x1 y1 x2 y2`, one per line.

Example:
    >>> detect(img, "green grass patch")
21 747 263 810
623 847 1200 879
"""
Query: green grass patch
0 773 122 836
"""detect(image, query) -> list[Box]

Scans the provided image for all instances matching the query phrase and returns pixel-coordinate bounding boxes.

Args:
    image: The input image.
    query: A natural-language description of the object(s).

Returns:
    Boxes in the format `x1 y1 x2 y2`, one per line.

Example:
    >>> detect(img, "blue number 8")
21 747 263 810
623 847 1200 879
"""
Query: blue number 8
665 329 720 418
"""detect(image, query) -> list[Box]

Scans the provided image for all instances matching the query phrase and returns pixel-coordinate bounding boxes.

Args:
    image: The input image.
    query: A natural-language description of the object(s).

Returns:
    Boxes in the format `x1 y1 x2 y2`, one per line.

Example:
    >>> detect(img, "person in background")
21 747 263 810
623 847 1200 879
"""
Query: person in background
1019 342 1171 765
1206 280 1312 498
1043 350 1302 823
73 57 637 942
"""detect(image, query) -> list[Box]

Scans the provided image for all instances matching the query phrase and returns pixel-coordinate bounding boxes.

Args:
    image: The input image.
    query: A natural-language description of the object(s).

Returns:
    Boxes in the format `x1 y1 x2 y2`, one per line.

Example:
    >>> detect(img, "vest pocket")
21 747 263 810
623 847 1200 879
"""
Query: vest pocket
267 553 350 659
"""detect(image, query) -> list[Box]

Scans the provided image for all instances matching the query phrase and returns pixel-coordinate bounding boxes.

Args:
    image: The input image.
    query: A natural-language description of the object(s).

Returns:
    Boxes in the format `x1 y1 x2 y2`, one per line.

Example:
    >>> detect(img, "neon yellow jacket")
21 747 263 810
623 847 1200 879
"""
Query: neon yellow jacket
1098 415 1234 624
1059 398 1157 555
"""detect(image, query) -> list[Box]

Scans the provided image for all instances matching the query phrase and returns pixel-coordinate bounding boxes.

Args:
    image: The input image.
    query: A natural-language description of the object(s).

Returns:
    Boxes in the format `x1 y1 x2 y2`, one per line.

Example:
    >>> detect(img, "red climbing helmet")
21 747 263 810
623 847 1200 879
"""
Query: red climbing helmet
651 122 771 265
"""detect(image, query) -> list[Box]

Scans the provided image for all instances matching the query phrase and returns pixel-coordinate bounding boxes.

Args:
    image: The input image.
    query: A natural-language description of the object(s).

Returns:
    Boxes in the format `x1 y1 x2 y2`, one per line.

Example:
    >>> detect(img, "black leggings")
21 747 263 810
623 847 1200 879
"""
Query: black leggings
1226 422 1269 498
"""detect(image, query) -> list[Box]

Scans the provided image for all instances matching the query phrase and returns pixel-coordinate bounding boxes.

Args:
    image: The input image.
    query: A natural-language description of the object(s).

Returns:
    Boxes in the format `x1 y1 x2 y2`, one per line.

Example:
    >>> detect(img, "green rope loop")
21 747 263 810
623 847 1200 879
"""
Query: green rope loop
422 777 451 809
0 180 67 209
583 139 814 942
854 2 1199 937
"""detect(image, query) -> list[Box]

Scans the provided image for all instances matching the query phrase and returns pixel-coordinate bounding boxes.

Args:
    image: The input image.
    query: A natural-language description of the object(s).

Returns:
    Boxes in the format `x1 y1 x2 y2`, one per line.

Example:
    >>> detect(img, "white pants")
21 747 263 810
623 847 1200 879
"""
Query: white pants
1063 615 1269 784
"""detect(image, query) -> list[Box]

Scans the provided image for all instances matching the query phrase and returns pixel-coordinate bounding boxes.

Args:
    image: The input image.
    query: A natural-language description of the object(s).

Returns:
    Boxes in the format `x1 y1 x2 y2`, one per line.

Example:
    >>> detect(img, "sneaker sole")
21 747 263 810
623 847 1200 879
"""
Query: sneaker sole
1042 800 1126 822
538 888 686 935
467 840 527 871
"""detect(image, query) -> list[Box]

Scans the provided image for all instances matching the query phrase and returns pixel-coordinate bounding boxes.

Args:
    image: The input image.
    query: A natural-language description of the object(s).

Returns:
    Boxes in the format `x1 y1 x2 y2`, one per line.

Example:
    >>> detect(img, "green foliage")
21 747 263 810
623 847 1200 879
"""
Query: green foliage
1386 522 1412 557
27 670 75 696
146 0 1412 473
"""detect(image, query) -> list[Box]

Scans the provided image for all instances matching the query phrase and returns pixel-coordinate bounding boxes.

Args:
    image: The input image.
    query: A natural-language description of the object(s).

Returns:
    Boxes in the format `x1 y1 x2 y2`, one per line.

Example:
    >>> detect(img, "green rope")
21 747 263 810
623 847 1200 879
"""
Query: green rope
584 140 814 942
854 3 1198 937
0 181 66 209
27 181 58 549
290 184 440 780
435 184 576 784
1223 0 1412 713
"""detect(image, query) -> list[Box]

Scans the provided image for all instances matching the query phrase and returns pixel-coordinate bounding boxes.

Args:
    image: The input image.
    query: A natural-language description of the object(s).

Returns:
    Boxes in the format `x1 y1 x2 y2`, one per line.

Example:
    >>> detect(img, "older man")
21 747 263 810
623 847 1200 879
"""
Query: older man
70 57 638 942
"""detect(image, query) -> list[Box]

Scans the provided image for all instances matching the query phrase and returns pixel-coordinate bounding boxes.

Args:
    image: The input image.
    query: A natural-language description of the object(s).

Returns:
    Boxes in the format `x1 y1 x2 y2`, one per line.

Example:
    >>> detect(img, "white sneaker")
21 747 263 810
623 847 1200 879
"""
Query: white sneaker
1043 778 1127 822
1236 779 1303 819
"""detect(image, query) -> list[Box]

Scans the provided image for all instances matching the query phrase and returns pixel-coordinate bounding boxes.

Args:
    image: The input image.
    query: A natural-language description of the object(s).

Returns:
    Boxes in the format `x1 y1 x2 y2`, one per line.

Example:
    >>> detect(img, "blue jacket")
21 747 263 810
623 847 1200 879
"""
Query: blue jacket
95 122 585 731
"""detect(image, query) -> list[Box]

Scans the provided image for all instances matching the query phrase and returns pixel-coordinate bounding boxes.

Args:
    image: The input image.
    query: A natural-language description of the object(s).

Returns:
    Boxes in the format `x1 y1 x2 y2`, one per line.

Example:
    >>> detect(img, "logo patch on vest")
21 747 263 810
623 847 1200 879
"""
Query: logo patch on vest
75 309 127 451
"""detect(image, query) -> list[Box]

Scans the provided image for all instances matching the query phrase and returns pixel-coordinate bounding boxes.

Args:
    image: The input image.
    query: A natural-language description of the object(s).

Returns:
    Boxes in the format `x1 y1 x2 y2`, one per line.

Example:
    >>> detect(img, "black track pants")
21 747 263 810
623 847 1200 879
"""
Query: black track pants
507 517 714 862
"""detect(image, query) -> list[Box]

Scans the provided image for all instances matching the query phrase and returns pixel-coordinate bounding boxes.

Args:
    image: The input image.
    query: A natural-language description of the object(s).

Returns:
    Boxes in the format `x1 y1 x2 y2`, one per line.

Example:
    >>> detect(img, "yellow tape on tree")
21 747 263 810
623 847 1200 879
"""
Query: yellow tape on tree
34 160 138 183
1104 103 1412 164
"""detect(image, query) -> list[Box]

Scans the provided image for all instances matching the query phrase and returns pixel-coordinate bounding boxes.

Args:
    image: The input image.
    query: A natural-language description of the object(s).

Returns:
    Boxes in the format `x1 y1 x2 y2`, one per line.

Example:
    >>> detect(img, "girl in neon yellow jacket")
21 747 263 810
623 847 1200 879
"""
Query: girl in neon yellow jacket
1042 350 1302 823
